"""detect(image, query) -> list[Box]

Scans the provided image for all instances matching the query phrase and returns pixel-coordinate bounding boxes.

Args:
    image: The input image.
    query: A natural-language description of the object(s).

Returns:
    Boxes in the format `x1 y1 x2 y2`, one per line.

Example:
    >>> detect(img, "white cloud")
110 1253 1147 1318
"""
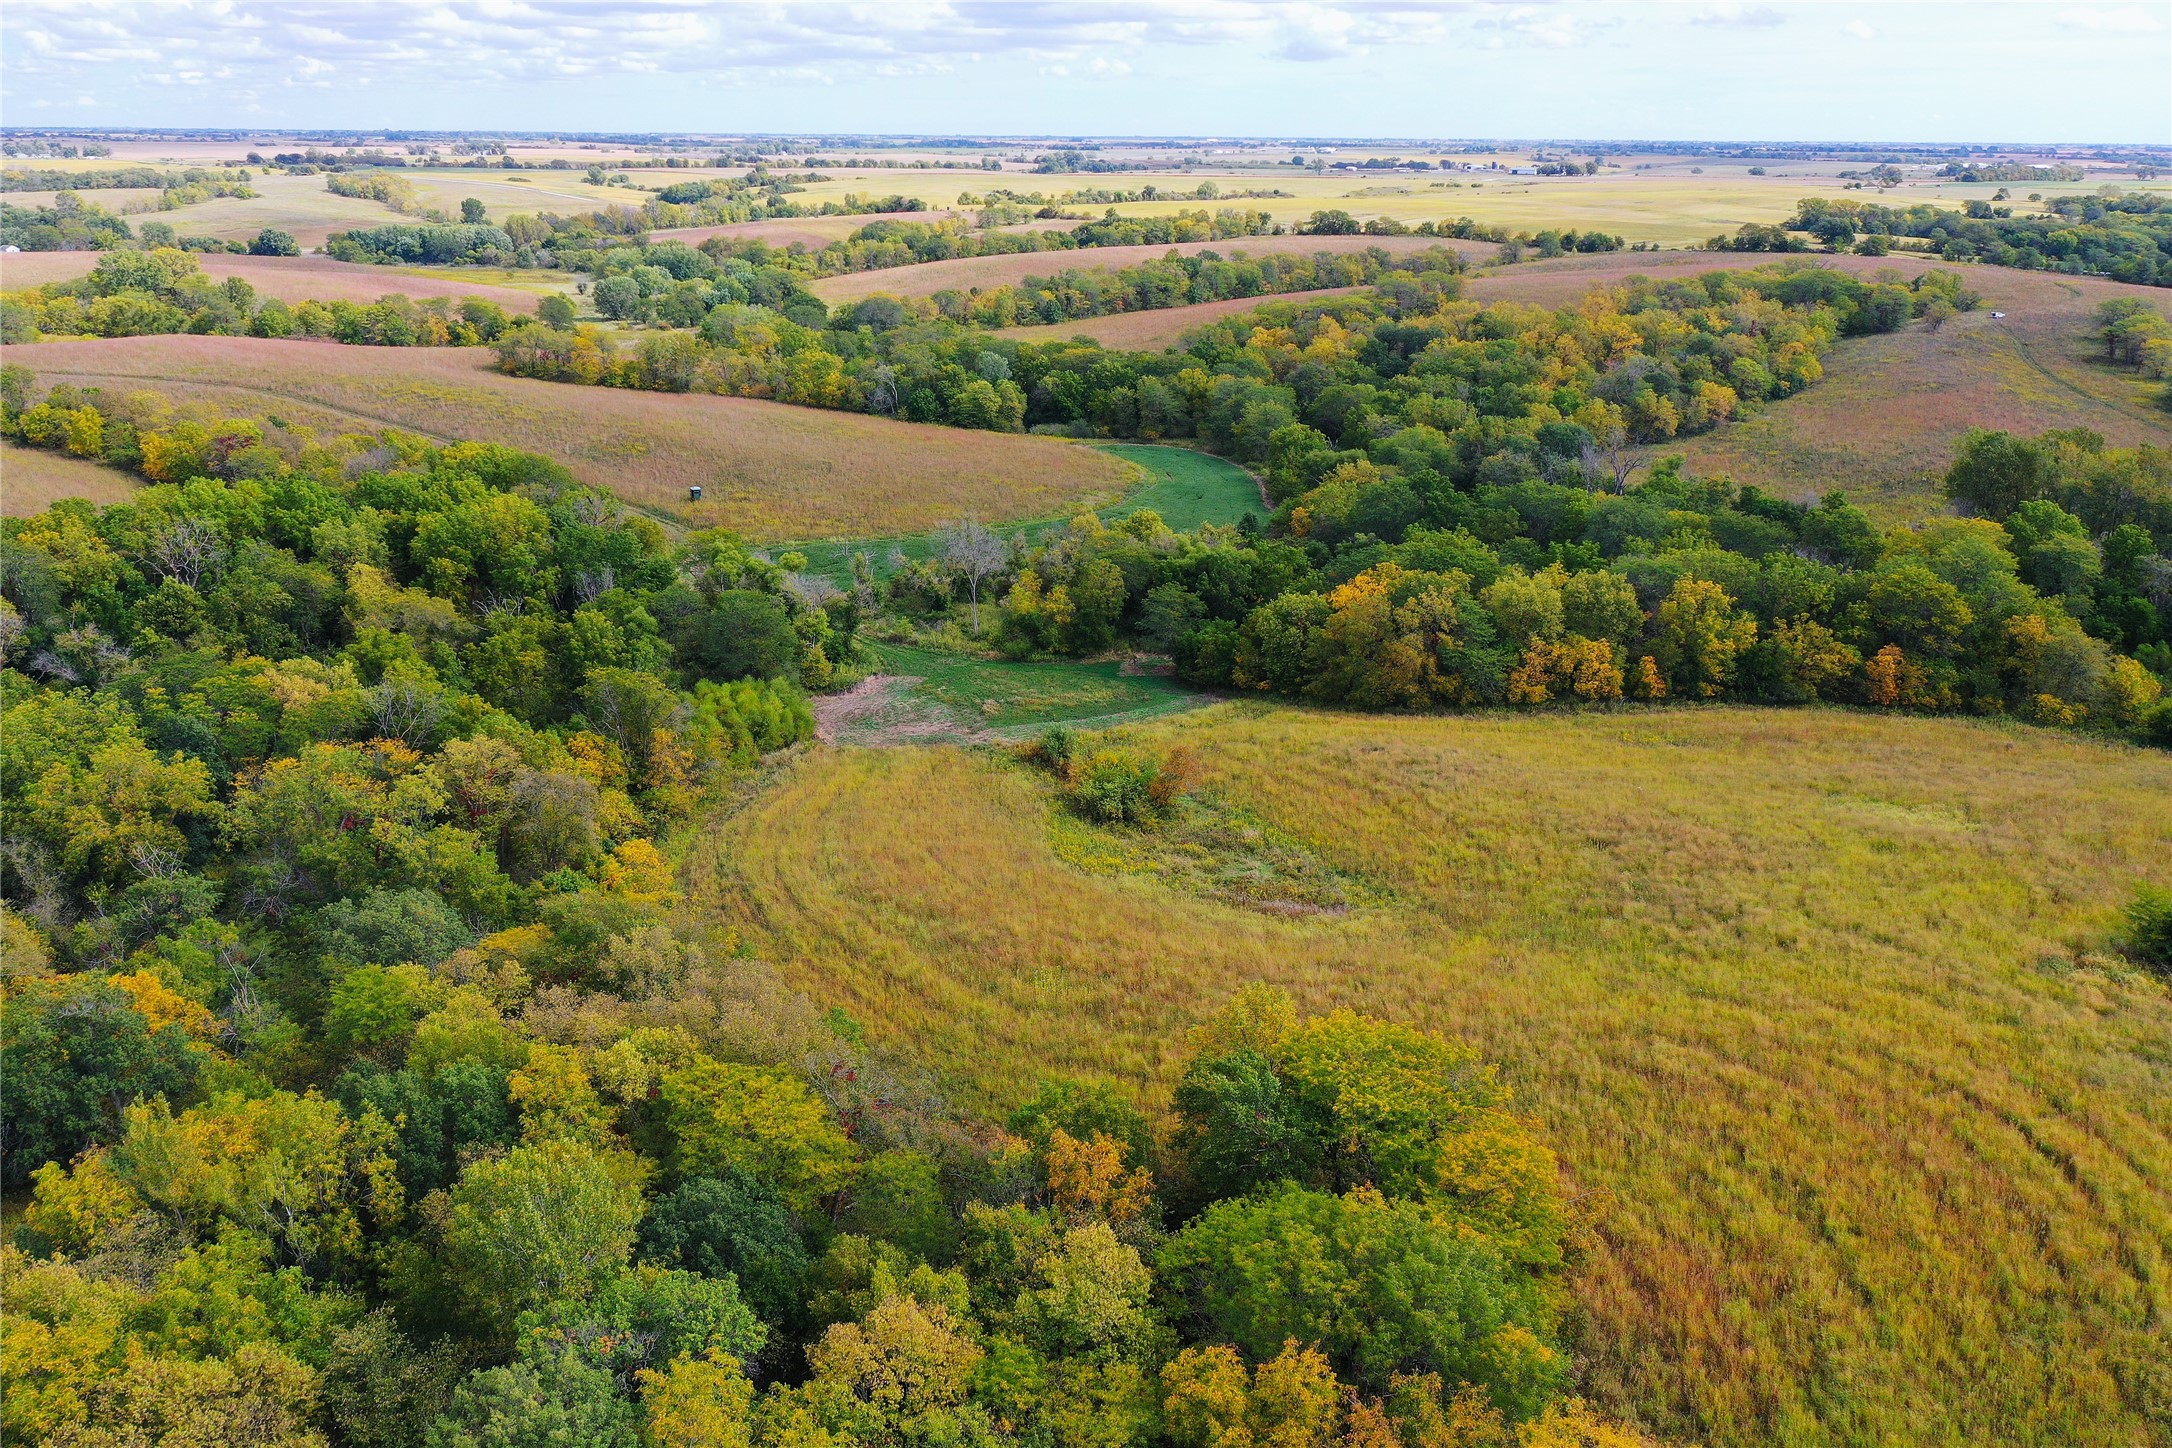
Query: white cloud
1843 18 1874 40
0 0 1507 97
2058 4 2160 32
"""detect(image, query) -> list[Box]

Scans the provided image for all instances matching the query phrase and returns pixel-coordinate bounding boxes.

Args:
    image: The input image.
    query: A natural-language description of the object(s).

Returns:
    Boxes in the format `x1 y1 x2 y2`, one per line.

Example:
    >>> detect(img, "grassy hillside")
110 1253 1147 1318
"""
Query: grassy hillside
1 250 548 310
691 704 2172 1447
1464 253 2172 519
103 170 414 248
999 286 1370 348
0 336 1130 539
807 233 1488 302
1 439 138 515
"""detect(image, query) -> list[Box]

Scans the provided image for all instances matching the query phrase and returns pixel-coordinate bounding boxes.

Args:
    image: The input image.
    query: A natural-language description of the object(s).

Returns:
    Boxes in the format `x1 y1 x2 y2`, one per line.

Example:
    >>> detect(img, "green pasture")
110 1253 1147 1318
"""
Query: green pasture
790 443 1259 584
859 643 1206 738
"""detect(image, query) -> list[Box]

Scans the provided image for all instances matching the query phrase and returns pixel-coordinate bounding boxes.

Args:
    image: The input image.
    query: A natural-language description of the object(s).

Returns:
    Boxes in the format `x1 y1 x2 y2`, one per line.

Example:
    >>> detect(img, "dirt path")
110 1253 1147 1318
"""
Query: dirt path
812 672 1002 747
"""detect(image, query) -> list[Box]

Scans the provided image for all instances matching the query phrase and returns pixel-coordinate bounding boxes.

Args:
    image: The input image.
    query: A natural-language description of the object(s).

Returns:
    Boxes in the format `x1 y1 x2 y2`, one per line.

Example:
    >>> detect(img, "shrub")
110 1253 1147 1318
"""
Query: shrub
2124 886 2172 972
1066 748 1163 824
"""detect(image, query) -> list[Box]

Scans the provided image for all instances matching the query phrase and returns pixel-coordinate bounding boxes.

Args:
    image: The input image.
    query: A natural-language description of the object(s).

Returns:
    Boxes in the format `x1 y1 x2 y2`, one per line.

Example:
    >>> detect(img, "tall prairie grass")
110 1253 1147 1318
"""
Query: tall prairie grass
1 336 1130 539
688 703 2172 1447
1 439 138 515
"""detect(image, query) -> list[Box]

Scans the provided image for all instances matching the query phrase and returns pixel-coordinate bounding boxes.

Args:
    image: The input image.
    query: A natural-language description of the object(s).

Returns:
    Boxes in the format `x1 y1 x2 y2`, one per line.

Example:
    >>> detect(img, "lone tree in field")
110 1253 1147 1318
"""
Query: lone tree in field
935 518 1007 635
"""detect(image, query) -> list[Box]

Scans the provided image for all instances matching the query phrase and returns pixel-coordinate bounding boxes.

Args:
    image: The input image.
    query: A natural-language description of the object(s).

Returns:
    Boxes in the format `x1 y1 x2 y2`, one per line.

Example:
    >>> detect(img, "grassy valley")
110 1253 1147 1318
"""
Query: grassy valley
697 705 2172 1446
5 99 2172 1448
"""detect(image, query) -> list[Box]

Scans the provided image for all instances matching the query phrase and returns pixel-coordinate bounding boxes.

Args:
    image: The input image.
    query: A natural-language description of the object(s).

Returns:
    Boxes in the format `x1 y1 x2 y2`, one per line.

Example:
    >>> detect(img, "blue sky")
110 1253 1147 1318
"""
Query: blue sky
2 2 2164 144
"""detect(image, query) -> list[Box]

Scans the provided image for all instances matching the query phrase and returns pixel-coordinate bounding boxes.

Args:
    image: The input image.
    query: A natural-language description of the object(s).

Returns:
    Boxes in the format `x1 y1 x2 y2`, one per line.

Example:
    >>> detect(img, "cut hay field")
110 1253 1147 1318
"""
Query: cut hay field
1467 253 2172 519
693 703 2172 1448
807 234 1490 303
390 169 652 221
109 171 412 248
1 440 138 515
651 211 961 250
0 250 546 311
0 335 1129 540
999 286 1370 347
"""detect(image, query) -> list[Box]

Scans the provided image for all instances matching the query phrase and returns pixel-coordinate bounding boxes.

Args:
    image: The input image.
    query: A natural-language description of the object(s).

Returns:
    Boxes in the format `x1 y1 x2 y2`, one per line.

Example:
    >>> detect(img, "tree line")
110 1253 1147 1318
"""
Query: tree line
2 248 526 347
1709 191 2172 287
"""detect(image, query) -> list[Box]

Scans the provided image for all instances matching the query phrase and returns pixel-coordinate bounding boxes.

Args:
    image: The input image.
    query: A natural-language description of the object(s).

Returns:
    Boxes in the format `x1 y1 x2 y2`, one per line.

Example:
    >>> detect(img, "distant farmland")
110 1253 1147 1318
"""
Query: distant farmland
1 251 546 311
1465 252 2172 518
807 233 1490 302
1 336 1130 540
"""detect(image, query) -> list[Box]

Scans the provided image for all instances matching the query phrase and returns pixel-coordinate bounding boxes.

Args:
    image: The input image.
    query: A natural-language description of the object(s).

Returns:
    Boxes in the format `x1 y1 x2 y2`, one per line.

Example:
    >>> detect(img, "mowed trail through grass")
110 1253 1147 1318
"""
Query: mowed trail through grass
1464 252 2172 518
0 335 1130 540
691 704 2172 1447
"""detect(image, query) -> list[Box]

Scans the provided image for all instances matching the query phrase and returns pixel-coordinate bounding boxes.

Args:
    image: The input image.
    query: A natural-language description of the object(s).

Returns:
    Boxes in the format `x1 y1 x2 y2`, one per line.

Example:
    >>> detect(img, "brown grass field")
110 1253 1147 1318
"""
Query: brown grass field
1 440 139 515
808 233 1493 302
999 286 1371 348
692 703 2172 1448
0 335 1130 539
0 251 544 311
1462 254 2172 519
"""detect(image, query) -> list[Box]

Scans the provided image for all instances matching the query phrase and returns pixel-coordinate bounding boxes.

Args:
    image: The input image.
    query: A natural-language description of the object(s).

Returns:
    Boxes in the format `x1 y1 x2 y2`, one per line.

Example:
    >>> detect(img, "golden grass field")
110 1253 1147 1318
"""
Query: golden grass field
0 250 545 311
691 703 2172 1448
0 335 1131 539
391 168 653 221
999 286 1371 347
1469 254 2172 519
82 171 417 248
806 233 1492 302
1 439 139 515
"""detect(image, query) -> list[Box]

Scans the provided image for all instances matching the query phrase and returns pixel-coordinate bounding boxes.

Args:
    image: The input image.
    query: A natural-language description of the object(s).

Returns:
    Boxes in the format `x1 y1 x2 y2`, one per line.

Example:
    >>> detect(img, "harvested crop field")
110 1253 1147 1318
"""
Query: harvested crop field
2 441 138 515
2 335 1131 539
808 233 1491 302
1 251 544 311
699 703 2172 1448
1466 254 2172 518
1000 287 1369 347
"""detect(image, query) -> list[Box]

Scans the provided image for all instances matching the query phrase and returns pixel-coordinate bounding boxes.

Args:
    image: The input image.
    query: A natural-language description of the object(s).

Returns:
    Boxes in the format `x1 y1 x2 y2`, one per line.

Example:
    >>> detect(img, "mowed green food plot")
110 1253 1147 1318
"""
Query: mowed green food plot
792 444 1260 582
817 644 1205 744
694 703 2172 1448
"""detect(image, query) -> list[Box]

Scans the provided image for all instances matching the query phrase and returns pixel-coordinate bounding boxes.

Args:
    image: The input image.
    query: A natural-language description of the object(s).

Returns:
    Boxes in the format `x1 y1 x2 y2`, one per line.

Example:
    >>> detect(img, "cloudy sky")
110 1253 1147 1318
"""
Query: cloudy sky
2 1 2163 143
